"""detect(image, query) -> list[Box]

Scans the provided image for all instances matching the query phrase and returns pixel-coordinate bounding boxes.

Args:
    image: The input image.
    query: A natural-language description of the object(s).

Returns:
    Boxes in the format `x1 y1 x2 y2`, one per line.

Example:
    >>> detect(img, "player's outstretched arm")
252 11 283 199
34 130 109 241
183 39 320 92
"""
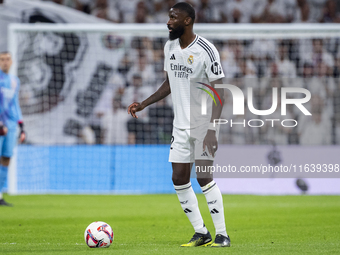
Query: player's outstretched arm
203 78 225 157
127 74 171 119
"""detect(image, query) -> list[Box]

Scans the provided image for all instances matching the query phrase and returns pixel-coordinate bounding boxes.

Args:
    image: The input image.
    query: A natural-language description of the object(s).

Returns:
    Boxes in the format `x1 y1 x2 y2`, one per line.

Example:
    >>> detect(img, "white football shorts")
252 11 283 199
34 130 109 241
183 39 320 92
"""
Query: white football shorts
169 124 220 163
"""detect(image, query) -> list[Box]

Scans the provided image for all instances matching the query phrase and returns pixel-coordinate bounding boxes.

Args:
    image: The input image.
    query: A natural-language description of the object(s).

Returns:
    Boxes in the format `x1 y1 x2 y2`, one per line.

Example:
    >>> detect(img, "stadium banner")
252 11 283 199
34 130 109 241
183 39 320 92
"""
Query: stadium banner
9 145 340 195
0 0 106 52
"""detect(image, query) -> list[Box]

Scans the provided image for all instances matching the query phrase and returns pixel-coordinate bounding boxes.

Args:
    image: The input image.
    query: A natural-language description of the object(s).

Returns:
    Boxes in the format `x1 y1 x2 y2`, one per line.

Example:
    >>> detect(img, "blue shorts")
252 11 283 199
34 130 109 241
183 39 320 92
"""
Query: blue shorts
0 128 17 157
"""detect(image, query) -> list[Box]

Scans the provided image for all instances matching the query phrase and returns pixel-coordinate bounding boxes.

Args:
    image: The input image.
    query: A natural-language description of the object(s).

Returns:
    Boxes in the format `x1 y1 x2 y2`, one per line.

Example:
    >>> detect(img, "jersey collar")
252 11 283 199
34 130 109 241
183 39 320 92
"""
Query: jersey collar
187 34 198 48
177 34 198 50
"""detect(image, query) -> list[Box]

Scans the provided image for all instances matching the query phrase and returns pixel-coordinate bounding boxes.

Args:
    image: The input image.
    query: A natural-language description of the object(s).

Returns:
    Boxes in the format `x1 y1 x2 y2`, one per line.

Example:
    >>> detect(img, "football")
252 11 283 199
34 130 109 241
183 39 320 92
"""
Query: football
84 221 114 248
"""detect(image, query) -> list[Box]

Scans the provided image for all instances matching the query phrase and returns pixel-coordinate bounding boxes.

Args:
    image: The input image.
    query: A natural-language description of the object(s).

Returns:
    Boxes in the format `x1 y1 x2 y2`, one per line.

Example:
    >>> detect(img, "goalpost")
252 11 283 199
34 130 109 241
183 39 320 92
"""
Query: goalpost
7 23 340 195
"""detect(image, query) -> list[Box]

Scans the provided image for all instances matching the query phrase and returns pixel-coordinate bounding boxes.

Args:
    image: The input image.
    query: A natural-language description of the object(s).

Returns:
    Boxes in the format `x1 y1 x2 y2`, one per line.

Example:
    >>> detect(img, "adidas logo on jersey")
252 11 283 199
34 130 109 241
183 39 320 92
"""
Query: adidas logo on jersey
201 151 208 157
170 54 176 60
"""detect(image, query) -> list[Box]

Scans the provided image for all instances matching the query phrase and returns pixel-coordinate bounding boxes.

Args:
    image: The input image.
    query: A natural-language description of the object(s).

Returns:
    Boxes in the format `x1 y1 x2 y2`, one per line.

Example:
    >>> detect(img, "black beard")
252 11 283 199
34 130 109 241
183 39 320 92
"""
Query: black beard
169 26 184 41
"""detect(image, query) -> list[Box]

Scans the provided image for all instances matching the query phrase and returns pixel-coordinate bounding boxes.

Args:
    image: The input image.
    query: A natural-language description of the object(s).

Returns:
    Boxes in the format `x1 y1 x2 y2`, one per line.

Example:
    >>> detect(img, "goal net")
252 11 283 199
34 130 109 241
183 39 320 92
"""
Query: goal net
7 23 340 194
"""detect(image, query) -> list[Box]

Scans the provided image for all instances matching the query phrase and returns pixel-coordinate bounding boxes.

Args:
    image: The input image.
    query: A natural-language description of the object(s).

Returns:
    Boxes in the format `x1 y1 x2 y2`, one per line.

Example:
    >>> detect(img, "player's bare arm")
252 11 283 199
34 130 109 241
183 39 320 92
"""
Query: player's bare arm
203 78 224 157
127 74 171 119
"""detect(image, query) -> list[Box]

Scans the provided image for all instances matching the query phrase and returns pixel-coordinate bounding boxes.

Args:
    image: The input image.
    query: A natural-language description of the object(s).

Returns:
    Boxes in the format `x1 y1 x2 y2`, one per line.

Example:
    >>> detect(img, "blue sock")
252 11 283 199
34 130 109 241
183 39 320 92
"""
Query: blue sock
0 165 8 193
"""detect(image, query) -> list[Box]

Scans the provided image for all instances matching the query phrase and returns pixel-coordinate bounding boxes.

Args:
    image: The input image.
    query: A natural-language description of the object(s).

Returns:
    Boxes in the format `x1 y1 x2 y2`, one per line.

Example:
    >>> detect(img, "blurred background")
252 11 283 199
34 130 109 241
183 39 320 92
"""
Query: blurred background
1 0 340 195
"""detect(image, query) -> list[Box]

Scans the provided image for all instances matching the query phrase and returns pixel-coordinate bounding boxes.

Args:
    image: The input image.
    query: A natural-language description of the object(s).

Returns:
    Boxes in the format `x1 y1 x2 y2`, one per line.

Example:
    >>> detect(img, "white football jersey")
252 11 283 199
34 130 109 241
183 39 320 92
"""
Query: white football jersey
164 35 225 129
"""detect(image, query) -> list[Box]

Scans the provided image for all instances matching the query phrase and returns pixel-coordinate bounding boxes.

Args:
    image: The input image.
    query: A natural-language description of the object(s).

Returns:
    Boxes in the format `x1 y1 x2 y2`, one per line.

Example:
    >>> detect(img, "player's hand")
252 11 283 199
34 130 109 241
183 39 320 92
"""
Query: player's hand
0 125 8 136
203 130 218 157
127 102 144 119
19 131 26 143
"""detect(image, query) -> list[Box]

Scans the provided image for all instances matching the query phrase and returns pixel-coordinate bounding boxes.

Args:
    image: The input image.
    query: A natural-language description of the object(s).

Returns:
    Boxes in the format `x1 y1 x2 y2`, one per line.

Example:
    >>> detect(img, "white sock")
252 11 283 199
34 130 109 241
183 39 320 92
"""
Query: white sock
174 182 208 234
0 192 2 200
202 180 228 237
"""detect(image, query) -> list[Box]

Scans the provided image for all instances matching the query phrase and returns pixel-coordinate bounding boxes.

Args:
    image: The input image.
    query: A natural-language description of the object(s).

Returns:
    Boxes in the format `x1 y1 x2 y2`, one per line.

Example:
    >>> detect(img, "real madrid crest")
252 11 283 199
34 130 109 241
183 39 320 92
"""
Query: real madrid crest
187 55 194 65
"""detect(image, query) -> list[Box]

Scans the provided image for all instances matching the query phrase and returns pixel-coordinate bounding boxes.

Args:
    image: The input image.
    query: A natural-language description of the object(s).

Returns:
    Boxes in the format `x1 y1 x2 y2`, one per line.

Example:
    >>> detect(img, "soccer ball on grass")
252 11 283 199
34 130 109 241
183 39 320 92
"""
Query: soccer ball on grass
84 221 114 248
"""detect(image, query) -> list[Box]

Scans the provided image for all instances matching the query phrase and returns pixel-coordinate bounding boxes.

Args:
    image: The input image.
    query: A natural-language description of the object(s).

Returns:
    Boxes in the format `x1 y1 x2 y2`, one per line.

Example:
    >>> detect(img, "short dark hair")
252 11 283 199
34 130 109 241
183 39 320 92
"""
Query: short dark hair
172 2 195 23
0 51 10 55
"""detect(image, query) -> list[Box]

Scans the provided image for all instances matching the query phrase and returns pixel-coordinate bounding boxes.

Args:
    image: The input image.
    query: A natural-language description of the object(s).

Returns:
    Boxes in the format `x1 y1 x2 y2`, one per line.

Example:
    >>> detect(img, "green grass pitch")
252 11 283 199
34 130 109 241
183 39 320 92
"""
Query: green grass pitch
0 194 339 254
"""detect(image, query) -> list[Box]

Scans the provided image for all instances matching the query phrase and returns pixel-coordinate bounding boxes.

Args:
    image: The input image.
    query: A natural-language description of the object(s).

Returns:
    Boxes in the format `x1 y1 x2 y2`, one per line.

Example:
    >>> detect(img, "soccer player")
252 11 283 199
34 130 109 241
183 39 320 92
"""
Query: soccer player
128 2 230 247
0 51 26 206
